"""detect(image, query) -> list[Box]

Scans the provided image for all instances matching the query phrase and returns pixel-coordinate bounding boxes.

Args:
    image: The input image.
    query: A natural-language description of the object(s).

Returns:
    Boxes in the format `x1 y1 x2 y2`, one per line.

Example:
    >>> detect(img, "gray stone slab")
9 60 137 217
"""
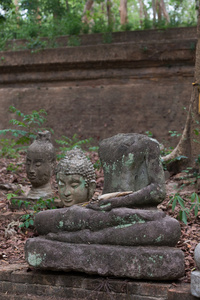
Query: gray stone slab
25 238 184 280
191 270 200 297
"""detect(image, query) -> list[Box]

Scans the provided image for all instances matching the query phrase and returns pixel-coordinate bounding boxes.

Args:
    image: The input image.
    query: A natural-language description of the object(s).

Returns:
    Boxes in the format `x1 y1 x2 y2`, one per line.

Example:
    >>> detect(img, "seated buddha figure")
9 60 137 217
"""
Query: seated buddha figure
25 134 184 280
33 134 180 245
56 149 96 207
26 131 56 200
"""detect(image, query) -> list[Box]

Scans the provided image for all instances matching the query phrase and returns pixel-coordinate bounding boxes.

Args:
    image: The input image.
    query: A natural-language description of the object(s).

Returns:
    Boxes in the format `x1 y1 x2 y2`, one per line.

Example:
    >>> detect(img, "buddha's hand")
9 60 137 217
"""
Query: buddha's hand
86 199 113 211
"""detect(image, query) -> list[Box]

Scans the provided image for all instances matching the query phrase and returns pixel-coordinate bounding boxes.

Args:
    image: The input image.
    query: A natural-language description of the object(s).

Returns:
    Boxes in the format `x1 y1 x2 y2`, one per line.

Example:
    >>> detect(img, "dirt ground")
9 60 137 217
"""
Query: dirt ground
0 152 199 283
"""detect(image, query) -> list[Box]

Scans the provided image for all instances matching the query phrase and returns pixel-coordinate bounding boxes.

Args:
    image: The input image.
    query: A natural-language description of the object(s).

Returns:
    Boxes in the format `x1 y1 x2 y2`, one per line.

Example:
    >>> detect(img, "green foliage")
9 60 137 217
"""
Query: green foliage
0 106 51 149
56 134 93 160
0 0 197 52
145 131 153 138
26 37 47 52
169 192 200 225
10 196 56 228
7 162 23 173
169 130 181 138
161 155 187 171
0 138 20 158
102 32 112 44
67 35 81 47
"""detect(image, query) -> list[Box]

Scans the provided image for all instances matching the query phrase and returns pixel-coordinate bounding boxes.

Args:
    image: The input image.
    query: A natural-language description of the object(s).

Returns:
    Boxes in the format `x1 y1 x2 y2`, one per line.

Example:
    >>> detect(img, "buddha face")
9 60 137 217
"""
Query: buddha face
26 152 52 188
57 173 89 207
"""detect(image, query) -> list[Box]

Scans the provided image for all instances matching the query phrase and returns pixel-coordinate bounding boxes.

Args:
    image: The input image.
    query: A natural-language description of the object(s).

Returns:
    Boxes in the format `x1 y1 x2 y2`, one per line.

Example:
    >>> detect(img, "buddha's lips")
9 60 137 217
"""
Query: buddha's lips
28 175 36 180
63 197 72 203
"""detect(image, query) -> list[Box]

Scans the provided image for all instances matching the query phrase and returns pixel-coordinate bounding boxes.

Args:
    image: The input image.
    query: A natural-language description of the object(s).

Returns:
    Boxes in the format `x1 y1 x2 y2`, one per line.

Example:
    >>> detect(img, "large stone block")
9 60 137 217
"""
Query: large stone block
25 238 184 280
191 271 200 297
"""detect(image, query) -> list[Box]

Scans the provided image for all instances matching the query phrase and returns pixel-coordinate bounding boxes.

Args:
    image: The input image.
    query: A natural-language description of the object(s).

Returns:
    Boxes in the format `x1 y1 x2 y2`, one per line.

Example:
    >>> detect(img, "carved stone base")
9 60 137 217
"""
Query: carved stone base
25 238 184 280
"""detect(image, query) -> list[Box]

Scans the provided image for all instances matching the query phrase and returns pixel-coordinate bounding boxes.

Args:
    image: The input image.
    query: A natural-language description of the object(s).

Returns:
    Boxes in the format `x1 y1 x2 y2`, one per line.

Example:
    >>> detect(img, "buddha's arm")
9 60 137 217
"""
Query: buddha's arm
87 182 165 211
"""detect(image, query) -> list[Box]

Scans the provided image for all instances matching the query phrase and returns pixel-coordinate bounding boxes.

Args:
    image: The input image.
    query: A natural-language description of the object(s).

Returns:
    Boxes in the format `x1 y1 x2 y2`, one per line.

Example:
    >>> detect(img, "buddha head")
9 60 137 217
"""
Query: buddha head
56 149 96 207
26 131 56 188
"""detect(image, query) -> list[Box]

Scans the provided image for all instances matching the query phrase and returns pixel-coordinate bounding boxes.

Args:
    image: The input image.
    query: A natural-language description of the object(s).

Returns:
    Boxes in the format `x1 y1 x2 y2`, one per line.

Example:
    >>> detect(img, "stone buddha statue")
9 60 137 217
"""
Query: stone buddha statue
56 149 96 207
25 133 184 280
26 131 56 200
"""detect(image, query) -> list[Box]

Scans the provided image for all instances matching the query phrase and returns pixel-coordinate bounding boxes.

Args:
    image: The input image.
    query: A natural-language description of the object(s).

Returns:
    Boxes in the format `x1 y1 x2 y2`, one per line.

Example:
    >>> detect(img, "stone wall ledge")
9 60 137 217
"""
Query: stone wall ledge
0 39 196 72
5 26 197 50
0 264 196 300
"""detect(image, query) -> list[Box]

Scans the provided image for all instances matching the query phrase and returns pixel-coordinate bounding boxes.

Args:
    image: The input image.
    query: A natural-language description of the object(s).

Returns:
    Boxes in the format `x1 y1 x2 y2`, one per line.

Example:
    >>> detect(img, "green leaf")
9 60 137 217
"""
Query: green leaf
194 205 199 217
24 220 30 228
177 196 185 209
29 219 34 226
191 192 196 202
172 198 177 211
182 211 187 225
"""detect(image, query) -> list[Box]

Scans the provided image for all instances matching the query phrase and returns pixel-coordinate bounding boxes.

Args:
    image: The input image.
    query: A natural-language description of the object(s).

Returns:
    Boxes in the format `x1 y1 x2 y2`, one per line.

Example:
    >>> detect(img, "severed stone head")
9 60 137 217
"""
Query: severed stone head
56 148 96 207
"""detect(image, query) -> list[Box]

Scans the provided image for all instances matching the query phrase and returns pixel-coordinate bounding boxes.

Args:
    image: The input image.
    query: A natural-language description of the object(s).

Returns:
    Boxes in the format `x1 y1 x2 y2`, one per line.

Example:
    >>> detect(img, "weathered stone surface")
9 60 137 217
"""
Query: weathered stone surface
99 133 165 198
194 243 200 270
25 133 184 280
56 149 96 207
34 207 181 247
191 271 200 297
26 131 55 200
25 238 184 280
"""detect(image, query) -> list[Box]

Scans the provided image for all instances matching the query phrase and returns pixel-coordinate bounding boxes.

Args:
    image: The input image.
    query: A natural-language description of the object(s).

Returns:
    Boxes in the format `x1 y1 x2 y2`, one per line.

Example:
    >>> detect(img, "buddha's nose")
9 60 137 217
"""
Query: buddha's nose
64 189 71 196
29 164 36 174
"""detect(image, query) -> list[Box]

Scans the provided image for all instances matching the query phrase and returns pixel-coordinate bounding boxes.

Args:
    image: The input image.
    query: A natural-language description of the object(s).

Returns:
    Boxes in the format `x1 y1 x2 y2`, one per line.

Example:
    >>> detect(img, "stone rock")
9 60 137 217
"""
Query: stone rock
194 243 200 270
26 131 56 200
56 149 96 207
99 133 165 197
25 238 185 280
191 243 200 297
34 207 181 247
191 271 200 297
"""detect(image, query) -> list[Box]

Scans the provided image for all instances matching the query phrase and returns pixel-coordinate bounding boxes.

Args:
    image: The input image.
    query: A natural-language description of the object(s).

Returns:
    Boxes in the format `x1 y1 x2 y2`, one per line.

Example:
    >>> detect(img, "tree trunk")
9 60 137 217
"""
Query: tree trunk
119 0 128 25
82 0 94 24
106 0 113 27
66 0 69 12
139 0 144 26
159 0 170 23
14 0 20 25
162 10 200 167
156 0 162 21
152 0 156 27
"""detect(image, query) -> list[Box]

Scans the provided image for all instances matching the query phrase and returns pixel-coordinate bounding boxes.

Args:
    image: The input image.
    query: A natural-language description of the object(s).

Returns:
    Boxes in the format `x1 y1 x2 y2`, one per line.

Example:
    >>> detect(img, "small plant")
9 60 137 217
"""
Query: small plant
169 192 200 224
10 197 56 228
169 130 181 138
56 134 93 160
0 106 52 151
121 22 132 31
103 32 112 44
7 193 20 201
145 131 153 138
7 162 23 173
67 35 81 47
20 213 34 228
0 138 20 158
26 37 47 53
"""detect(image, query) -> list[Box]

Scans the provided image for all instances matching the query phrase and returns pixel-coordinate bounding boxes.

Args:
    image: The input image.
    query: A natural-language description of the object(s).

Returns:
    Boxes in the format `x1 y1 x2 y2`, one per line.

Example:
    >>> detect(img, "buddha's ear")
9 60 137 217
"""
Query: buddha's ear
88 180 96 199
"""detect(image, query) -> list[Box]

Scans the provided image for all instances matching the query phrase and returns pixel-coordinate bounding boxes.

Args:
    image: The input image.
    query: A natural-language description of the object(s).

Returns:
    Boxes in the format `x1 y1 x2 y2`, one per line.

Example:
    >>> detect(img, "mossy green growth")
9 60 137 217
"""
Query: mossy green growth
59 221 64 228
28 252 46 267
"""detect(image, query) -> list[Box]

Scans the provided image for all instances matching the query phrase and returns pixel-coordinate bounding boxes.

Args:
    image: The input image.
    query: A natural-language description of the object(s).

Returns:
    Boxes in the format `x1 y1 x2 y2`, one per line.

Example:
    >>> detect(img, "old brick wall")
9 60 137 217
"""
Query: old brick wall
0 264 197 300
0 27 196 146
